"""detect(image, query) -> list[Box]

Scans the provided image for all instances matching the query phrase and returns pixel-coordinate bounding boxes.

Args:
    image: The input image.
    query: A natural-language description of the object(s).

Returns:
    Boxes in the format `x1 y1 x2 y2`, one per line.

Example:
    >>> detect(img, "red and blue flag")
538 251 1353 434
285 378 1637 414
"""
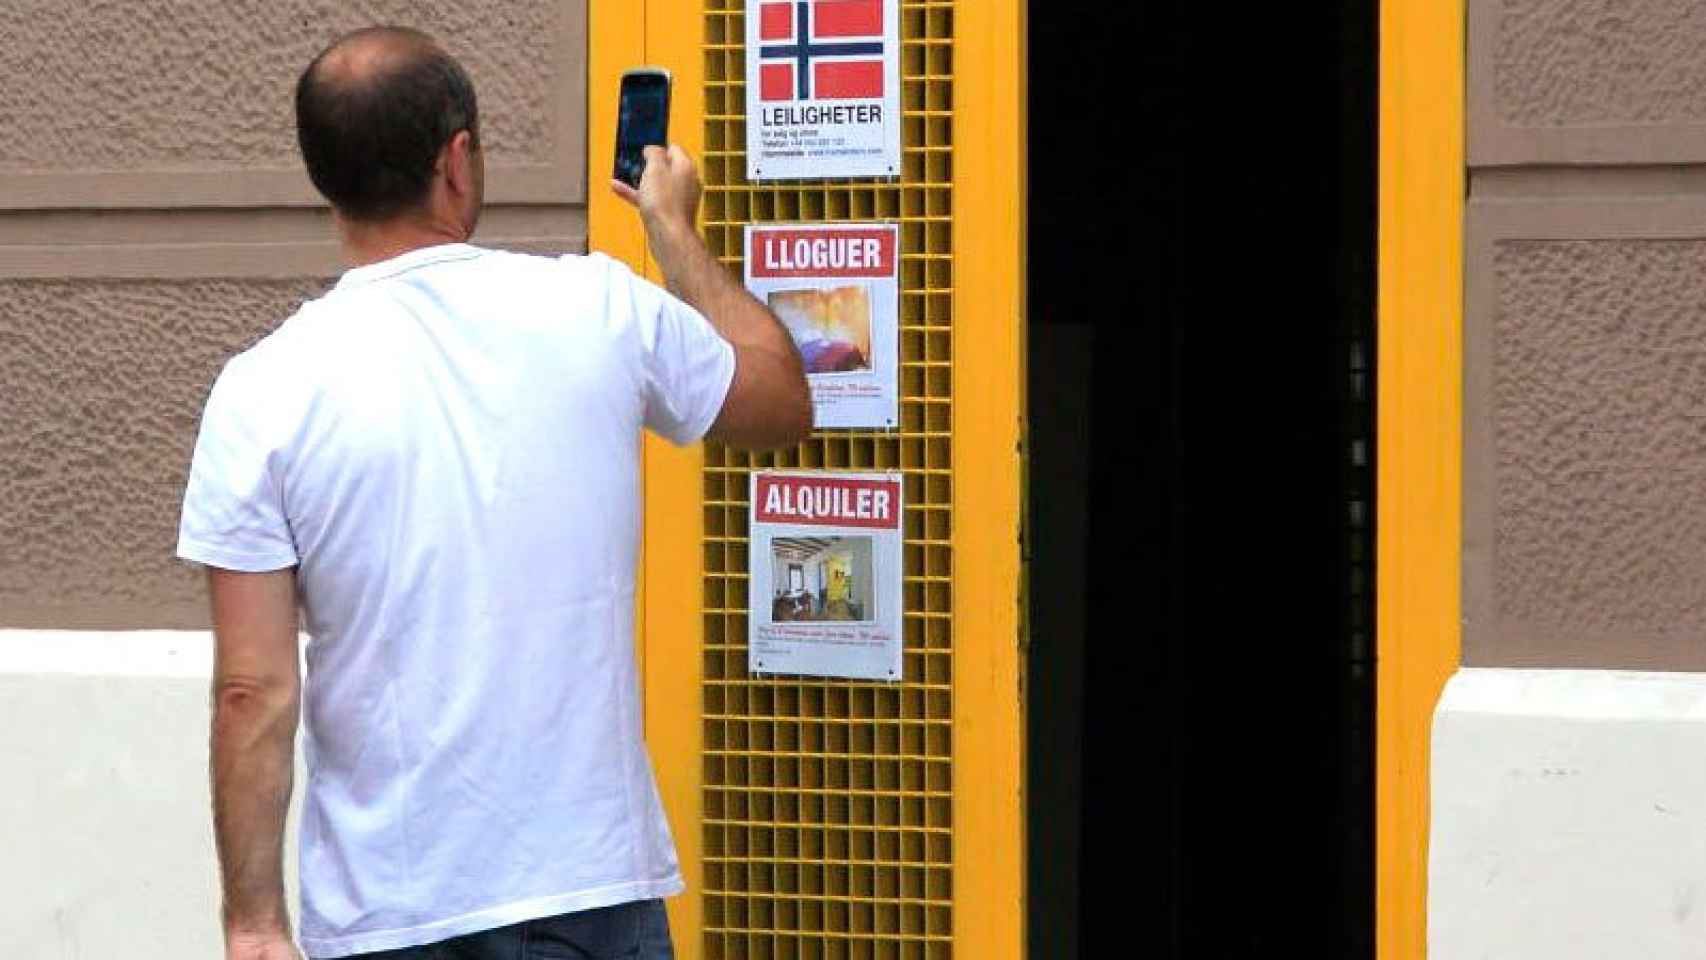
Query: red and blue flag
758 0 886 102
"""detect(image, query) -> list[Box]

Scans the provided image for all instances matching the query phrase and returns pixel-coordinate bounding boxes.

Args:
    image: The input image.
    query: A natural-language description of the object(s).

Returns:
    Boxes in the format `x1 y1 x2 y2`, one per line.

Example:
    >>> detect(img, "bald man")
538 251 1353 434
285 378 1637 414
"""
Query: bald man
179 26 810 960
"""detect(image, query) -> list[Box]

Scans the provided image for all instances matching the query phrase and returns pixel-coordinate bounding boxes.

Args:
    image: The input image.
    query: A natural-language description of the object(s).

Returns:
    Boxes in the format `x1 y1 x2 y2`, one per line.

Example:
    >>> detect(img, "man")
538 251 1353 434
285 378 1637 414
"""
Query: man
178 26 811 960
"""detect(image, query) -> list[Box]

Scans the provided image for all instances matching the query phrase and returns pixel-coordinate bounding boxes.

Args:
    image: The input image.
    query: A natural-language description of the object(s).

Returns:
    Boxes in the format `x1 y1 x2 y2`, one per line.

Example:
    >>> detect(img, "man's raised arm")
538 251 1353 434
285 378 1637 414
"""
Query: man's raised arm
613 144 814 450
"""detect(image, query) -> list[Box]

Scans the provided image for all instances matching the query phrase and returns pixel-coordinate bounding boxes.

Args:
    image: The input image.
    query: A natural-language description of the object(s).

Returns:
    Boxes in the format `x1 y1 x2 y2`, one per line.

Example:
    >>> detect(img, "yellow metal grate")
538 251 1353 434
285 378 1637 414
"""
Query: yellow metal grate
698 2 956 958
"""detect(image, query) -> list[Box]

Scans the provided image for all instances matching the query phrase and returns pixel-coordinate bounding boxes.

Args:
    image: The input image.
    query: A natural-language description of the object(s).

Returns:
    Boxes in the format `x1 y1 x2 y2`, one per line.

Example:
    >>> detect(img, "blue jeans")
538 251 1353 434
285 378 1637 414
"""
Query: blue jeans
343 899 675 960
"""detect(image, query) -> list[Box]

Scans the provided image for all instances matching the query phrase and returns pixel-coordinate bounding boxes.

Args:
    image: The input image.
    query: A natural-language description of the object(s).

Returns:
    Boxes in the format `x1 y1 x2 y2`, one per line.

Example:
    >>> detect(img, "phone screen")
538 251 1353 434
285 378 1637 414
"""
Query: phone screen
615 72 670 188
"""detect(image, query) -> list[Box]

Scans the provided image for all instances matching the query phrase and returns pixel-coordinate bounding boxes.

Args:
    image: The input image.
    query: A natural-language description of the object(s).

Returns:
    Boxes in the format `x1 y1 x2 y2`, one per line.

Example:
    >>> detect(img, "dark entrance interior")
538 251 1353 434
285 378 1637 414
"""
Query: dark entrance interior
1024 2 1378 956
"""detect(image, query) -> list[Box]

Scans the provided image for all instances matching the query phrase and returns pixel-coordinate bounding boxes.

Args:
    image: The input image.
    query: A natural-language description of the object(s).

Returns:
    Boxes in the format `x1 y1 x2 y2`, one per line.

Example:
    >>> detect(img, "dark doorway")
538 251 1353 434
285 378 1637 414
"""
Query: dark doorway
1024 1 1377 956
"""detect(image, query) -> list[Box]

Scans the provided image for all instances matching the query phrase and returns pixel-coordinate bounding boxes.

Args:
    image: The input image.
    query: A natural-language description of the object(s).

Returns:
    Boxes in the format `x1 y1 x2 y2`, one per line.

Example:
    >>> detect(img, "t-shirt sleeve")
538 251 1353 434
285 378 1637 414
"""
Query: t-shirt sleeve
599 254 737 446
176 359 299 572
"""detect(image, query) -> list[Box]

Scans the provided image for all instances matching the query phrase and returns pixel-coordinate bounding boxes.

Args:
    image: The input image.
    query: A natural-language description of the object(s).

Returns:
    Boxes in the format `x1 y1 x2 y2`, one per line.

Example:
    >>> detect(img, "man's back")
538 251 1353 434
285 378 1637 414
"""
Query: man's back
192 28 807 960
181 244 733 955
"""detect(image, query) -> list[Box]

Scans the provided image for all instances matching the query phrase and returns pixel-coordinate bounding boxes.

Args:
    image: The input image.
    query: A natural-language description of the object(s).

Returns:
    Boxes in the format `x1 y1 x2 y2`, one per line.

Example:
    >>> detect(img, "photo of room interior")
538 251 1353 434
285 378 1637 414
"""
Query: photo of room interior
768 536 876 623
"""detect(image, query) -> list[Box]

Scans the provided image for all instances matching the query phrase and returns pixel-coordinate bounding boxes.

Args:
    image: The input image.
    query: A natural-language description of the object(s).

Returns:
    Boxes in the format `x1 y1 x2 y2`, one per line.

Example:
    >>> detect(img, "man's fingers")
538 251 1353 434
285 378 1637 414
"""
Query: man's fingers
610 179 640 207
636 145 670 189
668 145 701 186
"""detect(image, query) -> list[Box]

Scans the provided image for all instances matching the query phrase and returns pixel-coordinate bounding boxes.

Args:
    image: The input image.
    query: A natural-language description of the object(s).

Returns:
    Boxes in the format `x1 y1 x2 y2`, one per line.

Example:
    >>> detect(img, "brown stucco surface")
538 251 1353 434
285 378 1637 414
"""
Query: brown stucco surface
1471 0 1706 164
1493 0 1706 126
1488 240 1706 664
0 4 589 629
1 278 325 628
0 1 558 172
1465 197 1706 669
1468 0 1706 668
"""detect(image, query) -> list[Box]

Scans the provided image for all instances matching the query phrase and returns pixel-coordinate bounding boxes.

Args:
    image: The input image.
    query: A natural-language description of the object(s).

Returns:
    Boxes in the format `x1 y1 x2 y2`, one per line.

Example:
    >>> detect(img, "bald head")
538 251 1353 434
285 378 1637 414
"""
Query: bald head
295 27 480 221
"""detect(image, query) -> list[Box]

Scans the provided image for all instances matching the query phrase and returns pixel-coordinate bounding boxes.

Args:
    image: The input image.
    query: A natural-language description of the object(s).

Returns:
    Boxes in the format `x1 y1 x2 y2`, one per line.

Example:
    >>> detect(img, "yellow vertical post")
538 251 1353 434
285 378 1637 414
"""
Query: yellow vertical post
953 0 1027 957
1377 0 1464 956
588 3 648 271
590 0 709 951
638 0 712 952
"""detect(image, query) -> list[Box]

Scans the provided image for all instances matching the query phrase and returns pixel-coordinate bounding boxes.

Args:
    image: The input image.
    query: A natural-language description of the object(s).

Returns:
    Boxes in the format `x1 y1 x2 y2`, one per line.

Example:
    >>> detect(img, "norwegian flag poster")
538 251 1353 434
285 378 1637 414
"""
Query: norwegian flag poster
746 0 902 180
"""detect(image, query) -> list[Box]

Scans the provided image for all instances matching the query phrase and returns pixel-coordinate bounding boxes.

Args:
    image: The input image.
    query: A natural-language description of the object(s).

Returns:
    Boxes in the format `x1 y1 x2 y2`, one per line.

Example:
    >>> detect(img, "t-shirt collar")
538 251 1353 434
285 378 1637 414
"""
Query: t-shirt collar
334 243 485 291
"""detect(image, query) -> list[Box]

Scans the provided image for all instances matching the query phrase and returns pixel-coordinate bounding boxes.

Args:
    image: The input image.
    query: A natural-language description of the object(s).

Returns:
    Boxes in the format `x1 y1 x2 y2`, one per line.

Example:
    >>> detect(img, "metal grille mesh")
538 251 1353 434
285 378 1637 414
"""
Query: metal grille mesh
698 2 956 958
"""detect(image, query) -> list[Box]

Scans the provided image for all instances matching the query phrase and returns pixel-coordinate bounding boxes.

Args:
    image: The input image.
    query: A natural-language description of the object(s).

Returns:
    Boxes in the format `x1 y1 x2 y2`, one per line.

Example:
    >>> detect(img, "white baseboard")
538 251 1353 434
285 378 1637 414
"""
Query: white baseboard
1431 667 1706 958
0 630 303 959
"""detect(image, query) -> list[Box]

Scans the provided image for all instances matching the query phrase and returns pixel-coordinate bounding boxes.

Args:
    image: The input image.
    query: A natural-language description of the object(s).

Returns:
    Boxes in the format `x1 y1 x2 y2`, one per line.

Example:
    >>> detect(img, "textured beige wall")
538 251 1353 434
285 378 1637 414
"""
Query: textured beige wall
2 278 325 628
2 2 557 172
1492 0 1706 126
1467 0 1706 668
1492 241 1706 649
1472 0 1706 163
1469 220 1706 668
0 3 588 629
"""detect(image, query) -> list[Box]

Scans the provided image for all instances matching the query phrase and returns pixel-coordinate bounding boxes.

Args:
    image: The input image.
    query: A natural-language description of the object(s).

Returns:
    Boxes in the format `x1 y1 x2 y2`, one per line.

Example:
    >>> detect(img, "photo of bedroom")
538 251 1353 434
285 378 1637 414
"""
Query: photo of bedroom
767 284 874 374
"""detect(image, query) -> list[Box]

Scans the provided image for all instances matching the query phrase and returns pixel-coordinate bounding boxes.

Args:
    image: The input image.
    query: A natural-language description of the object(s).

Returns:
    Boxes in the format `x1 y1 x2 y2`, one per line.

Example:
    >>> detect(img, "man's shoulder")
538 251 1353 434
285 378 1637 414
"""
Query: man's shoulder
231 299 322 366
209 296 332 404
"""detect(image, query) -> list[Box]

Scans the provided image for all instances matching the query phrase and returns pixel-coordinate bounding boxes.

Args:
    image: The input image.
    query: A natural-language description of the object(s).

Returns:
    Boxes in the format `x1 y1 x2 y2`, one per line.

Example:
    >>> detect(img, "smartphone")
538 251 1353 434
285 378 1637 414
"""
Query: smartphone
615 67 672 189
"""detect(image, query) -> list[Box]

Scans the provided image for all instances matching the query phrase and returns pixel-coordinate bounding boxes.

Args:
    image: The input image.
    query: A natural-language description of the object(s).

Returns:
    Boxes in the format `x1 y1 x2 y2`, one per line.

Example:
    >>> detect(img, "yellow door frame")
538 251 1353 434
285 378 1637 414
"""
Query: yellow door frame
1377 0 1464 956
953 2 1027 957
588 2 1026 958
589 1 1459 956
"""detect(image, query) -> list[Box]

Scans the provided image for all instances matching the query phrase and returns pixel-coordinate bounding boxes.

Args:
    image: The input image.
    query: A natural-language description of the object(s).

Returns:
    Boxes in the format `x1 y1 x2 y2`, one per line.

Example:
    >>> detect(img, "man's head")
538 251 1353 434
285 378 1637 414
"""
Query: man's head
296 27 483 233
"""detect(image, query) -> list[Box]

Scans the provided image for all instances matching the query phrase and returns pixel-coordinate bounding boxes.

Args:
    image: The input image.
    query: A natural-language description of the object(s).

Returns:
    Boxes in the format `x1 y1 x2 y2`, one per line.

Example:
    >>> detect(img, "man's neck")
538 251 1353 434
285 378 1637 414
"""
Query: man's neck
337 215 469 269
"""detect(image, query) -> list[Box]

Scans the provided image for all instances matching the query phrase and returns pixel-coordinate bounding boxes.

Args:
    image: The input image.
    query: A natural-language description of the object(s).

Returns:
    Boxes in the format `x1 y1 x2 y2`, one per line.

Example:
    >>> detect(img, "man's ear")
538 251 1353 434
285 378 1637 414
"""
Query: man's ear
444 130 476 197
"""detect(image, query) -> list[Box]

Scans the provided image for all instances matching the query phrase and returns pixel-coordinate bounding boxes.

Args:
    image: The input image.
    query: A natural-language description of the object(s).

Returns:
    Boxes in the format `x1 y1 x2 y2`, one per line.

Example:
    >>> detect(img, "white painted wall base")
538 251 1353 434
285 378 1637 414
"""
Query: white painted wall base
1430 668 1706 958
0 631 301 959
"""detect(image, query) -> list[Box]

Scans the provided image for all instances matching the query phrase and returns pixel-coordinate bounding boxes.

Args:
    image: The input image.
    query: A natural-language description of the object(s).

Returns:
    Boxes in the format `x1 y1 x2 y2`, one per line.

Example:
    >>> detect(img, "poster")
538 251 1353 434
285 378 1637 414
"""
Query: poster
749 471 905 681
746 0 902 180
746 223 900 429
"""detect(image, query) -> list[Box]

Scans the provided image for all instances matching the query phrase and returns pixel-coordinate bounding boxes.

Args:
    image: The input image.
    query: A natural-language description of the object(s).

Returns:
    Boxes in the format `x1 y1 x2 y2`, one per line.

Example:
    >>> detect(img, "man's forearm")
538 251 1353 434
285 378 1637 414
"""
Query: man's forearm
210 678 299 937
648 217 796 355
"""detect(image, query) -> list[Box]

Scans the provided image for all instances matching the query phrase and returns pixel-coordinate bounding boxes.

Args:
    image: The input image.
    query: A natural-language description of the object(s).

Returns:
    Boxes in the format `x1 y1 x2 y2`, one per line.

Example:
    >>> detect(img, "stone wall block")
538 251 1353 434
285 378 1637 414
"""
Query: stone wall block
0 277 328 627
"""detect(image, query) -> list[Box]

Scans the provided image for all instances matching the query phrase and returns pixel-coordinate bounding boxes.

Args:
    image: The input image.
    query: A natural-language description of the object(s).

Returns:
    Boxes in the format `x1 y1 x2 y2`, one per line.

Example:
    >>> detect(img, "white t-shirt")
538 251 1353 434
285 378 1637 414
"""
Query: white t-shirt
177 243 735 958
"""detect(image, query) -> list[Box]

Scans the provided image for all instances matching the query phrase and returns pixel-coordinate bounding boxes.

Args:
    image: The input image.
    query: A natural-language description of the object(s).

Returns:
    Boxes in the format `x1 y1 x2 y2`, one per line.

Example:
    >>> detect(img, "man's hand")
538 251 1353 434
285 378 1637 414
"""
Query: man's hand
611 144 702 239
227 931 304 960
609 144 709 299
